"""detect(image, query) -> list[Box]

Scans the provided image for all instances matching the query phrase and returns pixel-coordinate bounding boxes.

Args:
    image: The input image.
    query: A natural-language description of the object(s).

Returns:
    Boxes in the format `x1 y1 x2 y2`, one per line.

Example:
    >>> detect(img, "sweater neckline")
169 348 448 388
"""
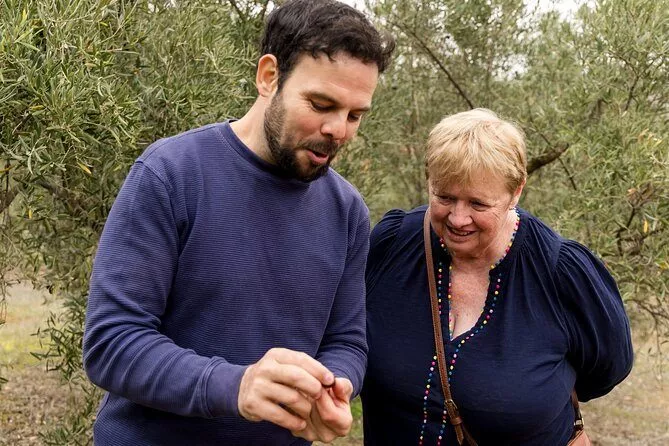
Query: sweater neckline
218 120 322 188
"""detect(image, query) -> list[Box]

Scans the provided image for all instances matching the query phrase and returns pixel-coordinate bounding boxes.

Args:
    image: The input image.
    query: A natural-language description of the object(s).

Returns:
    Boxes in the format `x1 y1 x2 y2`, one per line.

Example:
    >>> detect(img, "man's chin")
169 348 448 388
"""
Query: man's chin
298 165 330 182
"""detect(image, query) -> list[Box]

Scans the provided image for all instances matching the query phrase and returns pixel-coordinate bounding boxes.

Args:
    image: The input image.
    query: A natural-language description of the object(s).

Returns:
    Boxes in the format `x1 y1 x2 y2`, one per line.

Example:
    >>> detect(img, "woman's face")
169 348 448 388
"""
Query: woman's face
428 174 523 261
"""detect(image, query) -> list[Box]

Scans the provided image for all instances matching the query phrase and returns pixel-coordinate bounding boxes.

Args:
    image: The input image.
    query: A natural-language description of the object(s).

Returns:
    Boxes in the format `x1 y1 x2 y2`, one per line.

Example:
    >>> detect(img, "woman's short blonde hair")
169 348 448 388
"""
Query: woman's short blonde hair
425 108 527 193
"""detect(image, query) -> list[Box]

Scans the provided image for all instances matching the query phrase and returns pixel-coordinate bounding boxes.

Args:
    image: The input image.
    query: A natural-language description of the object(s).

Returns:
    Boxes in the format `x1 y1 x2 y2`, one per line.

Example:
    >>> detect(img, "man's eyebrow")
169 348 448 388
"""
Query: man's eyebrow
307 92 371 112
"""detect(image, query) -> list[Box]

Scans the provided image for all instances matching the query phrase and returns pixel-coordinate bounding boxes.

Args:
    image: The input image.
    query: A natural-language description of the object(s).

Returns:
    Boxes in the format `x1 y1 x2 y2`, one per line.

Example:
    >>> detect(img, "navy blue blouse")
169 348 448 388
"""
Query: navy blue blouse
361 206 633 445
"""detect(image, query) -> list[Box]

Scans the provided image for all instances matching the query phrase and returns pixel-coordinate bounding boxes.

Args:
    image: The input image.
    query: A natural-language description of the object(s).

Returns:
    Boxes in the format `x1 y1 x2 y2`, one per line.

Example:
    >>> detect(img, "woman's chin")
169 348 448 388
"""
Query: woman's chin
443 241 476 257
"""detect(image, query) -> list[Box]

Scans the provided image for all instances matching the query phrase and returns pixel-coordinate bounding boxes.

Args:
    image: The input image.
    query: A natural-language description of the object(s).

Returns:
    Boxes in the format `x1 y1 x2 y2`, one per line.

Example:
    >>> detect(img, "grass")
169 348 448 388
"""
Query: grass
1 284 668 445
0 282 59 368
0 282 72 446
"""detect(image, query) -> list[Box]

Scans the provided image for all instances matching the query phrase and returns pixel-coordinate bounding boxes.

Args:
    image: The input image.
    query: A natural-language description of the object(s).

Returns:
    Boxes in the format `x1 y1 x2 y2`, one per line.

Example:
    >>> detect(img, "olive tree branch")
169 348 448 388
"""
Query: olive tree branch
387 19 475 110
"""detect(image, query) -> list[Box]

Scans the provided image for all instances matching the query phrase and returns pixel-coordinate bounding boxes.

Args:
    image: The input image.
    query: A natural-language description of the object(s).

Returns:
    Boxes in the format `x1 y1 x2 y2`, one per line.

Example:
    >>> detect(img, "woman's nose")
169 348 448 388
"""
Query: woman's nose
448 203 472 227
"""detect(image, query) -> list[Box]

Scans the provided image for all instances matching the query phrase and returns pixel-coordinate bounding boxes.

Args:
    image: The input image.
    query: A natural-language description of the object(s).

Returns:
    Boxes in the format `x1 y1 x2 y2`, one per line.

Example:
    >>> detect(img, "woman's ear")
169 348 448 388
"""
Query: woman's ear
427 180 435 197
510 179 526 208
256 54 279 98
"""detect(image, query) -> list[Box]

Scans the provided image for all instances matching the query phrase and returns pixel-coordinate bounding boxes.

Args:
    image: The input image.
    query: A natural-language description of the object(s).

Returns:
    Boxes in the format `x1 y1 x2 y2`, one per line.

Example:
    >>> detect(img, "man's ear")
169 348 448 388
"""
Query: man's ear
256 54 279 98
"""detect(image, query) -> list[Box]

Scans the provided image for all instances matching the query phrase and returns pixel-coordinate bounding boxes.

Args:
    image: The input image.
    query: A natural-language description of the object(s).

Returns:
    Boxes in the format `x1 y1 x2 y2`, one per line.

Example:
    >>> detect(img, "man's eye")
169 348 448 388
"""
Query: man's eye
348 114 362 122
310 101 329 111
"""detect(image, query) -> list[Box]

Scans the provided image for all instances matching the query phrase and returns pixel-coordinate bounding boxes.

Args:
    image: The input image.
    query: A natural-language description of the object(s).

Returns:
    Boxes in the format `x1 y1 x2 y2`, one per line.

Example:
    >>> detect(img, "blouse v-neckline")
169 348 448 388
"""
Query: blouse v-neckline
436 208 522 344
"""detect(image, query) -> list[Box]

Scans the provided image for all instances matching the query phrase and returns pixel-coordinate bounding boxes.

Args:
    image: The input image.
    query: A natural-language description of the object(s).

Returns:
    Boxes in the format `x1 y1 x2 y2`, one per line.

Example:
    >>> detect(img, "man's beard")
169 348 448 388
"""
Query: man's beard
263 93 339 182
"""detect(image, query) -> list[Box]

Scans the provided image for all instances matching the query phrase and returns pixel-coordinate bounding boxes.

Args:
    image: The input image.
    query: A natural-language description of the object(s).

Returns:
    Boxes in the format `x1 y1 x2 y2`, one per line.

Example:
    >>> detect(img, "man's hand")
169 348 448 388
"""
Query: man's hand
237 348 334 432
291 377 354 443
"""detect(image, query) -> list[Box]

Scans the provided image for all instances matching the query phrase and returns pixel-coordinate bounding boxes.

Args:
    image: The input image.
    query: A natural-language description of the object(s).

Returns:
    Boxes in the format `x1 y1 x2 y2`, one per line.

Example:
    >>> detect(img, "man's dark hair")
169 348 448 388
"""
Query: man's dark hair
261 0 395 87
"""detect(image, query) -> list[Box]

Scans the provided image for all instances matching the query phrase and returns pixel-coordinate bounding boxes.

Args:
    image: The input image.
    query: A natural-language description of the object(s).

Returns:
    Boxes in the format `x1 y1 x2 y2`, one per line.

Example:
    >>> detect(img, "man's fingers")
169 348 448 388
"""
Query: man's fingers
292 424 336 443
272 387 313 420
315 389 352 435
332 377 353 403
238 362 314 426
291 394 338 443
268 348 334 387
239 393 307 432
258 400 308 432
315 389 337 417
291 425 319 442
246 381 313 420
238 348 341 435
270 363 324 399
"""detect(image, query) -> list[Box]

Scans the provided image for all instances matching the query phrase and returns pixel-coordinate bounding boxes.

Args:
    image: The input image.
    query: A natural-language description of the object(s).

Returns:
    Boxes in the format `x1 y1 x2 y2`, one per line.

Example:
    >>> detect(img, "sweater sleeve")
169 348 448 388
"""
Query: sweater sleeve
82 161 245 418
315 202 371 397
555 239 633 401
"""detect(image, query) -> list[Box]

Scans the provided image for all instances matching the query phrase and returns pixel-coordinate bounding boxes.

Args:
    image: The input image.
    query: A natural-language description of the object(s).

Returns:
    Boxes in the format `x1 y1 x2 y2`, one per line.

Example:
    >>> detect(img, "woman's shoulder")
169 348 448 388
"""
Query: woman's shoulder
513 208 566 270
556 238 612 280
517 209 611 277
551 229 621 321
366 205 427 293
518 209 562 243
371 205 427 241
368 206 426 267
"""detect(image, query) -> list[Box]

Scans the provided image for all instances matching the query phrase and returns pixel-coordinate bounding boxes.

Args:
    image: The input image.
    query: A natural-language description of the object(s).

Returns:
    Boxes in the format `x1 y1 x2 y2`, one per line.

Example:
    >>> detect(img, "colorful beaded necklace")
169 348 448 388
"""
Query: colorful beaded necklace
417 208 520 446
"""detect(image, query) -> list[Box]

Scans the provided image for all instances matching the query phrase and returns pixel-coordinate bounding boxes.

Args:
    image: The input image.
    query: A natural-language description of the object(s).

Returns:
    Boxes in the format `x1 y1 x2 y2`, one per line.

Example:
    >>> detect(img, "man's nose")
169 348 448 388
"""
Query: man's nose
321 113 348 143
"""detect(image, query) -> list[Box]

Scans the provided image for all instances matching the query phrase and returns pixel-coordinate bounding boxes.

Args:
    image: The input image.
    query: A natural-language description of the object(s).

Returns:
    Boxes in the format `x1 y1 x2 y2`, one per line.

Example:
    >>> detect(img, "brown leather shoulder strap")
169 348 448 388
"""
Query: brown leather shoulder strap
572 390 585 432
423 210 478 446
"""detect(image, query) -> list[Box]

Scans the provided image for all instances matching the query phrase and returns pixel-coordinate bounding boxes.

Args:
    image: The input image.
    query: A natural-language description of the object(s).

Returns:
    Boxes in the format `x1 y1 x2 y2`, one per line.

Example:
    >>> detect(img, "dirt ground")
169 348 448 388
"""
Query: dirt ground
0 282 72 445
583 345 669 445
2 283 669 445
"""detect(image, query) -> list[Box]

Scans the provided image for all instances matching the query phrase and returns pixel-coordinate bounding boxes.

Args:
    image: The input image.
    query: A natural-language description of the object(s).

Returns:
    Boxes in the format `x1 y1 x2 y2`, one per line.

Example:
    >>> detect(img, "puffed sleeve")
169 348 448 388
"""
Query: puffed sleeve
556 239 633 401
365 209 407 294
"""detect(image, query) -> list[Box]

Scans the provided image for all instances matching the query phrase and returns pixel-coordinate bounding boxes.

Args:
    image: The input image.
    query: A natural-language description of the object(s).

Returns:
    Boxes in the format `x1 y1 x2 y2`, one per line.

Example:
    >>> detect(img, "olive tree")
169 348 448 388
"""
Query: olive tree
366 0 668 339
1 0 258 441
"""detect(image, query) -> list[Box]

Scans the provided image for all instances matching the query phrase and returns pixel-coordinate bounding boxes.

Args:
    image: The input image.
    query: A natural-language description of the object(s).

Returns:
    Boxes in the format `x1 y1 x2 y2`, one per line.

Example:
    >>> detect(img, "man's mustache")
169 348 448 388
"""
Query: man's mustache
303 140 340 157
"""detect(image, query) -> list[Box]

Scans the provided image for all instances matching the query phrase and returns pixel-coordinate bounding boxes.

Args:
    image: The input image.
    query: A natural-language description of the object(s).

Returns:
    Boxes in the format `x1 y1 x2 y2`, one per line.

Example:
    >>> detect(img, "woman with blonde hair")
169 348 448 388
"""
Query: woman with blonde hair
361 109 633 445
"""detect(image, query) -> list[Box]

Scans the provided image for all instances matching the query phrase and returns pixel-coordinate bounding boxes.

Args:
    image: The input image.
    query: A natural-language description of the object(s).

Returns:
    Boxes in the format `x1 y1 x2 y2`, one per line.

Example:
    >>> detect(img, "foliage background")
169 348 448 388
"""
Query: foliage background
1 0 667 443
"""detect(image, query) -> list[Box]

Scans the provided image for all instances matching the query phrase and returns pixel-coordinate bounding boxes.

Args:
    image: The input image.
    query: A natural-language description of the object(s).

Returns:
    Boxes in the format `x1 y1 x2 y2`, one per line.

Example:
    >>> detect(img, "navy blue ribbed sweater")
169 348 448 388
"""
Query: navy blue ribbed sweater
83 122 369 445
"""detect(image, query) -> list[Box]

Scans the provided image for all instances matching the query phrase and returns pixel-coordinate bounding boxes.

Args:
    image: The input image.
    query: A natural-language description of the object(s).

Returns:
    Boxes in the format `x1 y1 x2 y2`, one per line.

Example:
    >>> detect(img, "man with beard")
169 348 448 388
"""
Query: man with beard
82 0 394 445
